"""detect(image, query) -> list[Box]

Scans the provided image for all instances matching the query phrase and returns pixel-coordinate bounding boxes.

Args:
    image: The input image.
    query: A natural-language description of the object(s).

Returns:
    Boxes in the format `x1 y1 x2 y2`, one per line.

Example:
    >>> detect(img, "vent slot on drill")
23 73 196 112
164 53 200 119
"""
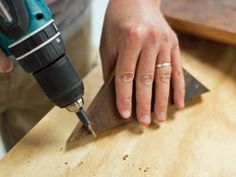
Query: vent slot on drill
35 13 44 20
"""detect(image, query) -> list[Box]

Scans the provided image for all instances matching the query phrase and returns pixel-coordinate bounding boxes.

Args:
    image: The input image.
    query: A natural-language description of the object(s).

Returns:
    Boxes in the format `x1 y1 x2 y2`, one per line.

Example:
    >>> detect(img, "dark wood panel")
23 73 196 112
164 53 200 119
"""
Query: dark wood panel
162 0 236 45
70 69 208 141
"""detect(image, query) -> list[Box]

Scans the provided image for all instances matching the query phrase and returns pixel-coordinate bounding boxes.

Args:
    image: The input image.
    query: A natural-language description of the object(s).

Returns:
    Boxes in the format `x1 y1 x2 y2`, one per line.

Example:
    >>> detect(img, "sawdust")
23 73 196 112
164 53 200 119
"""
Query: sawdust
78 161 83 166
144 167 150 172
27 155 31 164
122 155 129 161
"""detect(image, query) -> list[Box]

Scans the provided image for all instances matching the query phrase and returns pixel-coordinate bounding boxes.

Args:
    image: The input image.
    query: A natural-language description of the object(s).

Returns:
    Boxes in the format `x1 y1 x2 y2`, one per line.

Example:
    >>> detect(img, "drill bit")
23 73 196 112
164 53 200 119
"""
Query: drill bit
88 124 97 138
76 108 97 138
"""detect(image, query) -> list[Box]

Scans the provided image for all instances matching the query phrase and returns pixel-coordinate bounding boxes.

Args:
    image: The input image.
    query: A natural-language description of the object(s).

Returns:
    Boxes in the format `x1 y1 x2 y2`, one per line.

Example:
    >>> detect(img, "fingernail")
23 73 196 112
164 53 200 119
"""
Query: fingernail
3 65 13 73
121 109 131 119
157 112 166 122
0 62 13 73
141 115 150 125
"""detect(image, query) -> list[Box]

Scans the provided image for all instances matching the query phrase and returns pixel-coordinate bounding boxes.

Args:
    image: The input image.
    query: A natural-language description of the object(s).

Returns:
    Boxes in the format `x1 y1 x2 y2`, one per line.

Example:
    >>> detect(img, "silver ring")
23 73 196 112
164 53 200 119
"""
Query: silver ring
155 62 171 69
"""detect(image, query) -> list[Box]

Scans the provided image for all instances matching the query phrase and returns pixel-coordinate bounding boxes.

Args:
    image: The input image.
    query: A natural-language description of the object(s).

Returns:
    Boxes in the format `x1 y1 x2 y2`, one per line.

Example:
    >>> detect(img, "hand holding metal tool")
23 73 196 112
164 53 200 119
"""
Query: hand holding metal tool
0 0 96 137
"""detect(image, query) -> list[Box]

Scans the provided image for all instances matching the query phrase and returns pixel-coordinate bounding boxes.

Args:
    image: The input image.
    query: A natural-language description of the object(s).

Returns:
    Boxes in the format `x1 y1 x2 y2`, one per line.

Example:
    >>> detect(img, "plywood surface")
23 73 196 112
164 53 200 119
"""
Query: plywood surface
162 0 236 45
1 36 236 176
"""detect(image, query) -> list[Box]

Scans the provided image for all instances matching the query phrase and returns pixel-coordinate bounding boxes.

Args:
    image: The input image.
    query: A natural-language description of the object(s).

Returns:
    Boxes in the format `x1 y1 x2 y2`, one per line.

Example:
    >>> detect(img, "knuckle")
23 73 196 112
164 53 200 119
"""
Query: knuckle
156 101 167 110
124 23 144 40
161 30 171 43
139 73 154 86
157 68 172 84
148 26 160 40
143 103 151 113
138 101 151 113
117 72 135 83
119 96 132 105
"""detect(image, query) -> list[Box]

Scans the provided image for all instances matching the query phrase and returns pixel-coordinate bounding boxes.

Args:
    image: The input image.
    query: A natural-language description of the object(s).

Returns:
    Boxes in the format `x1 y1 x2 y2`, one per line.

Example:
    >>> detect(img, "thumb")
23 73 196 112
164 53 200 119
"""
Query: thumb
0 49 13 73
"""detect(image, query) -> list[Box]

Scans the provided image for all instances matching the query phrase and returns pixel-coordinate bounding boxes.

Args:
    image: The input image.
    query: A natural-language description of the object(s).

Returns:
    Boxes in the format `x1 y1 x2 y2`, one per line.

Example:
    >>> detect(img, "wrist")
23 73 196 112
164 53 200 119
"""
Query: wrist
157 0 161 7
109 0 161 6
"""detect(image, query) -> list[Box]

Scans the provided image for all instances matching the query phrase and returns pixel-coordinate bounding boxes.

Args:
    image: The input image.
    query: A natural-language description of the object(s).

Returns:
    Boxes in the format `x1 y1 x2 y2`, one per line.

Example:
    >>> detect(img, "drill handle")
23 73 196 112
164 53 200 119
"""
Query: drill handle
0 0 52 55
0 0 29 39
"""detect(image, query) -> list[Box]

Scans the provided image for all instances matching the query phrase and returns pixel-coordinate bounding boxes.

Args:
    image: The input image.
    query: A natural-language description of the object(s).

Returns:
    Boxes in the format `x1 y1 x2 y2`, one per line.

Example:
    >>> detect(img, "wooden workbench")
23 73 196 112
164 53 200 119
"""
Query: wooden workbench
1 35 236 176
162 0 236 46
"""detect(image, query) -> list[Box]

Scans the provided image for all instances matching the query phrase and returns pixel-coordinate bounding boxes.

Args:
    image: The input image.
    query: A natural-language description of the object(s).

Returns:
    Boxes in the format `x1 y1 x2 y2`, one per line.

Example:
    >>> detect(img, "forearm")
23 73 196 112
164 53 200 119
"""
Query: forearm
109 0 161 9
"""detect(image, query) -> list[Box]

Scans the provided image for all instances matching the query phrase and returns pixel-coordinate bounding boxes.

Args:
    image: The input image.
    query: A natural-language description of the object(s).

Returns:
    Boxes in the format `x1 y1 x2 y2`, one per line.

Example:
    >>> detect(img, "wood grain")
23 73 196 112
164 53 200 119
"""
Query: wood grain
162 0 236 45
1 36 236 177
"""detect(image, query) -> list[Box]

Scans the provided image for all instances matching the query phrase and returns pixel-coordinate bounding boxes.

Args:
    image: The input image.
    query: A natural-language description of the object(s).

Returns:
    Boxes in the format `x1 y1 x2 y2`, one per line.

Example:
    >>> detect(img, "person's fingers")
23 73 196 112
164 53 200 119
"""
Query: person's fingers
154 44 172 122
171 39 185 109
0 49 13 73
115 34 142 119
135 29 160 125
135 46 157 125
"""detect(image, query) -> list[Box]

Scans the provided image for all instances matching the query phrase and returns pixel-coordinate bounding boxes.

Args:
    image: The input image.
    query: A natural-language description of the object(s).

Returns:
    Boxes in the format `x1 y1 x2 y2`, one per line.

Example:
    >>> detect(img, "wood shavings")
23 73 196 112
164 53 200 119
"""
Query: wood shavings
122 155 129 161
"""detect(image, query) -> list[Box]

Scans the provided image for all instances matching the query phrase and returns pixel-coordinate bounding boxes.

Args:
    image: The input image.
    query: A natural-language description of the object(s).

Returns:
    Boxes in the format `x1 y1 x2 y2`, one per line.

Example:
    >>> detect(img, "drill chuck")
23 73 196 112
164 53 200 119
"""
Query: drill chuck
34 54 84 108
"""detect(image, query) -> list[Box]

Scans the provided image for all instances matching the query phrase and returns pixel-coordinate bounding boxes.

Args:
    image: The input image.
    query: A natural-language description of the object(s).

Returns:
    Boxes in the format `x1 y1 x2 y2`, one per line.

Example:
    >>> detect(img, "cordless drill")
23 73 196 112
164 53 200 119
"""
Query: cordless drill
0 0 96 137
